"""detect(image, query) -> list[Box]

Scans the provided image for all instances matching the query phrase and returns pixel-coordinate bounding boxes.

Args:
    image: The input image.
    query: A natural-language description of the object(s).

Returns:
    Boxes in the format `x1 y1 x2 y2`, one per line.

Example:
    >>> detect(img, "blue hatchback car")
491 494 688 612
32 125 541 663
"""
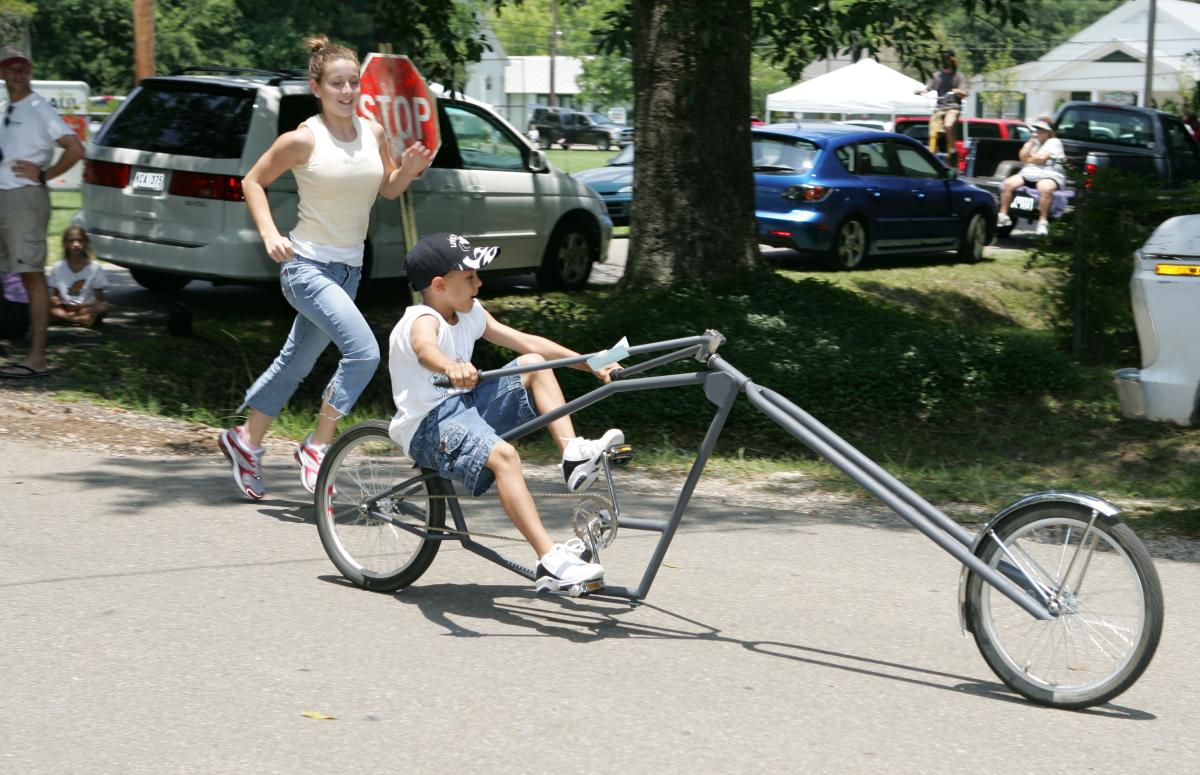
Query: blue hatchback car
753 124 995 268
572 143 634 226
573 125 995 268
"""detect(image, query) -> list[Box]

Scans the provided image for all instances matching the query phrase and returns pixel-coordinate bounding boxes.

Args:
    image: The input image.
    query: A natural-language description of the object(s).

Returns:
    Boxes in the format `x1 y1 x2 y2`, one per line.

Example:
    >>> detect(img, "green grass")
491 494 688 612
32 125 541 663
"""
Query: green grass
48 190 82 266
543 148 617 174
36 195 1200 537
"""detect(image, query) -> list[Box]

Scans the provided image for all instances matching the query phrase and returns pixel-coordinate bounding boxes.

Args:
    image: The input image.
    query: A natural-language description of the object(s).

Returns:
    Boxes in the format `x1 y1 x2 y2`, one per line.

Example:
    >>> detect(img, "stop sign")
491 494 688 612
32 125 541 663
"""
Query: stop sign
358 53 440 160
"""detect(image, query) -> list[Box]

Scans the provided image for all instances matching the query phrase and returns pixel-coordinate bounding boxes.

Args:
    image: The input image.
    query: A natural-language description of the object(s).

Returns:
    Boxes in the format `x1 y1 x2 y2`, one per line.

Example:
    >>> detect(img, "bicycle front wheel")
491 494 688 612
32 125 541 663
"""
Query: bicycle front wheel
965 503 1163 709
314 422 448 592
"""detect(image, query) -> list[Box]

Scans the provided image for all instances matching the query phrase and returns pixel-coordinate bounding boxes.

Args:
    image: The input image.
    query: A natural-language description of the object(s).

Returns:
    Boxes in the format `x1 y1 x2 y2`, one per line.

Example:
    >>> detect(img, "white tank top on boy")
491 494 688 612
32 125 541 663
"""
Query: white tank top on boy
388 300 488 451
288 114 384 266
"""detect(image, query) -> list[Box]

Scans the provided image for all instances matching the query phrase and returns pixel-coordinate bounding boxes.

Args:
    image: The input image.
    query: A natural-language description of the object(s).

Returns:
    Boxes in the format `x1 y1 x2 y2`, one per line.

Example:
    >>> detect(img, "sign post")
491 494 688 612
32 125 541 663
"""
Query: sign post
358 54 440 301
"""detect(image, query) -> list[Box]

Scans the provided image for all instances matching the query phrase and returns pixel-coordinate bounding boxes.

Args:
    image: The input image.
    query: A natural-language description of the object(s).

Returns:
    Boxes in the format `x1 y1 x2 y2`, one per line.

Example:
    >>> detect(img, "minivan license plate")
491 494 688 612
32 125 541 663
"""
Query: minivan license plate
132 171 166 191
1011 194 1036 213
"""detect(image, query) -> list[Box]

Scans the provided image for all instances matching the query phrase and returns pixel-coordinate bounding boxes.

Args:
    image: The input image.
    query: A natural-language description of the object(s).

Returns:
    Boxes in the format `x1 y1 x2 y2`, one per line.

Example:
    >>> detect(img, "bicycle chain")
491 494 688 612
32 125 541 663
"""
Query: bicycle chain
382 489 614 544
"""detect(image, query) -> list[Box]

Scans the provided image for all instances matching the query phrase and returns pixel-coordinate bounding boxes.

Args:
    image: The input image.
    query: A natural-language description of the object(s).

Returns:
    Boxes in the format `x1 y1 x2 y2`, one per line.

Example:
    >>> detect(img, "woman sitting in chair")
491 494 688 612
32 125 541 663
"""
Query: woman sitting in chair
996 118 1067 236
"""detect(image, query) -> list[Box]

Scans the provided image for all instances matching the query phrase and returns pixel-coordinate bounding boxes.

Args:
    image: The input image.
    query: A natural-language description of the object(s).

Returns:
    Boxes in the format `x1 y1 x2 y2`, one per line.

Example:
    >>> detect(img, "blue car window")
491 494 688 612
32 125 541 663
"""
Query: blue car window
837 141 891 175
752 136 817 172
892 143 943 179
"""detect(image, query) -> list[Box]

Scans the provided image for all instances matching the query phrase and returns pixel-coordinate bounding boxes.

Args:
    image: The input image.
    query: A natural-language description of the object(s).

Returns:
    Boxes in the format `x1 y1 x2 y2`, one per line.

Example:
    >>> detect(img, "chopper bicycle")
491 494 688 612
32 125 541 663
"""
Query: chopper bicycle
313 330 1163 711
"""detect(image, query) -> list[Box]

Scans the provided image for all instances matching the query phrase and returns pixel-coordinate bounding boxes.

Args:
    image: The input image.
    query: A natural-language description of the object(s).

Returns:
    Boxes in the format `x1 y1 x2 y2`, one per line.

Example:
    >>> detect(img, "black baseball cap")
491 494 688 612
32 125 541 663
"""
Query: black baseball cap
404 233 501 291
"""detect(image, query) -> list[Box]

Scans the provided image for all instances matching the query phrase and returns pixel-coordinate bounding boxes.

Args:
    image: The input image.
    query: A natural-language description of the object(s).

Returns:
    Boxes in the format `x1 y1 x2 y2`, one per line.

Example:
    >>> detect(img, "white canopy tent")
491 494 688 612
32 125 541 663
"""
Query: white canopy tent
765 58 935 123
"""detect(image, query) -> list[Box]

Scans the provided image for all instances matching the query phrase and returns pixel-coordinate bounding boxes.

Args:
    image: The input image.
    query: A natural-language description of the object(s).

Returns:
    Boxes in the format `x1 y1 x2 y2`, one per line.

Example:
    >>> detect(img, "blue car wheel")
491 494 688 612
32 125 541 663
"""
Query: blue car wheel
828 217 868 270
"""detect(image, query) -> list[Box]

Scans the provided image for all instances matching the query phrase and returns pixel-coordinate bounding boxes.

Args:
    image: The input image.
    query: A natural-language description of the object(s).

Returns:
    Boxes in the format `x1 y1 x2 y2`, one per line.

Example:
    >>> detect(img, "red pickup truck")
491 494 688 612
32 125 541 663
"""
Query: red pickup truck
894 116 1031 172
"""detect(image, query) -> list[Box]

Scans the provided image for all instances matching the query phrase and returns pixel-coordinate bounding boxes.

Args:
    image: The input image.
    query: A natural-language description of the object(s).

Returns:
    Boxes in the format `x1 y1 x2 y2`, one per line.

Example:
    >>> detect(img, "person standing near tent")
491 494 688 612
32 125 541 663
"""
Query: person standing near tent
915 50 967 165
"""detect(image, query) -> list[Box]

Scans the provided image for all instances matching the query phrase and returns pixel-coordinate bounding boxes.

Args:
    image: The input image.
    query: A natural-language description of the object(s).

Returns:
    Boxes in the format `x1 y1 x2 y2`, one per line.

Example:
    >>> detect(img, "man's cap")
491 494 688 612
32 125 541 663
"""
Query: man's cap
405 233 500 291
1031 119 1054 132
0 47 31 68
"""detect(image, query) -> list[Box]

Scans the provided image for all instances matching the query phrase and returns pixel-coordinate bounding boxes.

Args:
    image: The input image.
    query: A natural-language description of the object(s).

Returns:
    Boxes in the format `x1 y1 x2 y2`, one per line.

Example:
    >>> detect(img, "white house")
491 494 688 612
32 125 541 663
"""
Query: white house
972 0 1200 119
460 22 509 110
502 55 587 128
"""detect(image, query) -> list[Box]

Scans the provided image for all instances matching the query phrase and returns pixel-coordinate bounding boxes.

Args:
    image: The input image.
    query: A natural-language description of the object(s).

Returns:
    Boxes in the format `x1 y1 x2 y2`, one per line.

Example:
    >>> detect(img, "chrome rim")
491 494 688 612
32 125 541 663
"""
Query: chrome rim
837 221 866 268
556 232 592 284
324 434 427 577
967 215 986 260
979 517 1146 694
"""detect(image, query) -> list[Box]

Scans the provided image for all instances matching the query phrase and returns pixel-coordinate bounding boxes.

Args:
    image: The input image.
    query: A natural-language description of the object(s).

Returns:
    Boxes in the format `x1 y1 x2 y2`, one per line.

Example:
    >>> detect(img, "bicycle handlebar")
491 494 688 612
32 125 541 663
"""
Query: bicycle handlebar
428 330 724 388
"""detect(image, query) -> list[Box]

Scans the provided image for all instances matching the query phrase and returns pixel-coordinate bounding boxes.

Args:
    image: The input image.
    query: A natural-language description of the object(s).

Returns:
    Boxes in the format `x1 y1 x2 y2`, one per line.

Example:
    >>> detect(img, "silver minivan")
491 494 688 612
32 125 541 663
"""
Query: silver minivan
1113 214 1200 425
75 67 611 291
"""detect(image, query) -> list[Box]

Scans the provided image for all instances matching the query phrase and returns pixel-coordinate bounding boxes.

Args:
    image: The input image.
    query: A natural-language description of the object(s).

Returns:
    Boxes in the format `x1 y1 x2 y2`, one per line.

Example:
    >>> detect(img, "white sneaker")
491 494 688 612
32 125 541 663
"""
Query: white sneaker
1035 219 1049 236
996 212 1012 228
560 429 625 492
536 542 604 589
294 434 328 494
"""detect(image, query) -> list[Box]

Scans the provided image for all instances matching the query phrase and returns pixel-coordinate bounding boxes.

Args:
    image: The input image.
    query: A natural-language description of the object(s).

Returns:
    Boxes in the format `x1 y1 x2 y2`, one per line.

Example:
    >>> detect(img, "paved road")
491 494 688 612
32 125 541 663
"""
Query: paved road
2 437 1197 773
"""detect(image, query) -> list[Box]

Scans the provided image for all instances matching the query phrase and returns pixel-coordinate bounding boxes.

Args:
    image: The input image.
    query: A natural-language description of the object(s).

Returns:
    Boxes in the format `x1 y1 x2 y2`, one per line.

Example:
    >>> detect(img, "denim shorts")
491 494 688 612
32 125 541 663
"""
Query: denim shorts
408 359 538 496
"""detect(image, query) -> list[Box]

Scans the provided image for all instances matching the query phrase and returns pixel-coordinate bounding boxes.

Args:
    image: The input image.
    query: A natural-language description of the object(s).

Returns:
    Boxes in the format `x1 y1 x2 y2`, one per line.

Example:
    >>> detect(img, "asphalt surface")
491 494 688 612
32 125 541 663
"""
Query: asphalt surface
2 437 1198 774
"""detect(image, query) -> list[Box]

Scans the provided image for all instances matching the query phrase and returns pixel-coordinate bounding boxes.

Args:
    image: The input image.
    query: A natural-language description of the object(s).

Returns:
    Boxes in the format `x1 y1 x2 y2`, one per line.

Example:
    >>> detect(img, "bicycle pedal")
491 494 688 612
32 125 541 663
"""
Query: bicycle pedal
607 444 635 467
535 577 604 598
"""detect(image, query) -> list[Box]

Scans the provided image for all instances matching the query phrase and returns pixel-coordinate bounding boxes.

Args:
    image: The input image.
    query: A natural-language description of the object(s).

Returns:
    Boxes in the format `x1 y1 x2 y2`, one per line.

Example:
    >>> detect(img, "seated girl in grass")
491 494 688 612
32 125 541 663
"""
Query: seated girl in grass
48 226 111 328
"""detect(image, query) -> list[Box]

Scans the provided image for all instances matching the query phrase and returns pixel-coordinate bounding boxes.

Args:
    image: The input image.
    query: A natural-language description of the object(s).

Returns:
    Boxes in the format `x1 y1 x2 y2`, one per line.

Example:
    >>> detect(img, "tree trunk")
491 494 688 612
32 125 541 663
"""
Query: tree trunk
623 0 759 290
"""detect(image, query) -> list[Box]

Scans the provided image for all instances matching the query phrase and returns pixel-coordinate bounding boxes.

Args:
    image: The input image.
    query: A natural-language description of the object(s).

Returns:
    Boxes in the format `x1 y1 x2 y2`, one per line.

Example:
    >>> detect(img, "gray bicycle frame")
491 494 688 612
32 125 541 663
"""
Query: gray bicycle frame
391 330 1054 620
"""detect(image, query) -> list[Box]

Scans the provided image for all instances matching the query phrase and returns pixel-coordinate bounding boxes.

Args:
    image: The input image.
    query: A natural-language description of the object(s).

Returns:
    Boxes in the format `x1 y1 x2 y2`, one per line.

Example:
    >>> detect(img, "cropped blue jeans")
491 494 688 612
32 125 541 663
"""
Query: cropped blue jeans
241 256 380 418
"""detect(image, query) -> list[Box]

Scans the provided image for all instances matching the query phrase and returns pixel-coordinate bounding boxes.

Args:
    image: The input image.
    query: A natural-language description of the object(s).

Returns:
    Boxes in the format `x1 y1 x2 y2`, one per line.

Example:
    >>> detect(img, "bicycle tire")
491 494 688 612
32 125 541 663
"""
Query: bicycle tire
314 421 448 592
965 502 1163 709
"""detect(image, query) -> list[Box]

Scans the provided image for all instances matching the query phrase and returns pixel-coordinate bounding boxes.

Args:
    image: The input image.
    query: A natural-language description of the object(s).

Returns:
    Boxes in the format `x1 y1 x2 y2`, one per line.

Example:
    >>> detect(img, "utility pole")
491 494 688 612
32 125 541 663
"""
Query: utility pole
548 0 558 106
1144 0 1157 108
133 0 155 84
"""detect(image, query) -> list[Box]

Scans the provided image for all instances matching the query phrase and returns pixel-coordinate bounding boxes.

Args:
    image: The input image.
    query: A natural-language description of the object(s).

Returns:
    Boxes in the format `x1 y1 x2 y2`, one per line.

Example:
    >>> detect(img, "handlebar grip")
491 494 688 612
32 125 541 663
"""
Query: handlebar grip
609 367 626 382
431 375 452 388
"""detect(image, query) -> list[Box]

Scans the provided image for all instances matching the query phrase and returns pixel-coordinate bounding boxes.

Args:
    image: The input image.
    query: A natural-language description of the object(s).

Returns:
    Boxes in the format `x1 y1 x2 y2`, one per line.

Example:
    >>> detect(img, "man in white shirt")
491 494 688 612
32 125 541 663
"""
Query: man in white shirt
0 47 86 378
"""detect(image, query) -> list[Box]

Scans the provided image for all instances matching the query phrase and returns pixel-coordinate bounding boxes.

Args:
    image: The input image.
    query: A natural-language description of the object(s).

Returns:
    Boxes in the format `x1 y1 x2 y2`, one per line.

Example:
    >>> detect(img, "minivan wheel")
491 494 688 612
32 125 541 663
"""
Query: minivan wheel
130 267 191 292
537 224 595 290
827 217 868 270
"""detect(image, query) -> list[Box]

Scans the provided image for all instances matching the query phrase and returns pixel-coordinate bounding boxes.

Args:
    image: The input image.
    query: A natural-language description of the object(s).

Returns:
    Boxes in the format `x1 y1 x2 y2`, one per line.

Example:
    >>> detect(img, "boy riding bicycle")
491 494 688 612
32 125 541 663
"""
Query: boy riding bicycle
388 233 624 591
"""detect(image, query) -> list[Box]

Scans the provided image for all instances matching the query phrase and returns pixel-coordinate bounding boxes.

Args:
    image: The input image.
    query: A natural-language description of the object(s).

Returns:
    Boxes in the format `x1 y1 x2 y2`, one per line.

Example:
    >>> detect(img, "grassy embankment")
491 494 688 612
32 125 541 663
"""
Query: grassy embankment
39 185 1200 536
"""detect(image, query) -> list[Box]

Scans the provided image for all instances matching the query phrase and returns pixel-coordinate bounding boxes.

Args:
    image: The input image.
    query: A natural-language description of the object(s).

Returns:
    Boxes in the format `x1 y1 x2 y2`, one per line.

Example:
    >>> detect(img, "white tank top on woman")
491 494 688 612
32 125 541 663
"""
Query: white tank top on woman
289 114 384 266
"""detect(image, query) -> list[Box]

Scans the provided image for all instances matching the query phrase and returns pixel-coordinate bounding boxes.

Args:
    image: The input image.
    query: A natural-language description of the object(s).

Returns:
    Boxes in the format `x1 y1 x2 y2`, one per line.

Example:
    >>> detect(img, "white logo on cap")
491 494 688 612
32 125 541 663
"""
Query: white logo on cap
462 246 499 269
447 234 471 251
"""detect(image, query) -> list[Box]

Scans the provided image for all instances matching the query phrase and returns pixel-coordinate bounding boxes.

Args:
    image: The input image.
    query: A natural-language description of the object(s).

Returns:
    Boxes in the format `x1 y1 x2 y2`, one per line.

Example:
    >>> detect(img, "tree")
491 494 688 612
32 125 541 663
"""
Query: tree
0 0 34 51
586 0 1029 289
937 0 1123 73
576 55 632 112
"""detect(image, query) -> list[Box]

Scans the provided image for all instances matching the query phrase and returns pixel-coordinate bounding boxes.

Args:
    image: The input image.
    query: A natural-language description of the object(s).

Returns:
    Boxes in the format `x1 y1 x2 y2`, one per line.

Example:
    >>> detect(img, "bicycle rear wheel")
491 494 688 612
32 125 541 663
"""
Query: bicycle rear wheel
965 502 1163 709
314 421 448 592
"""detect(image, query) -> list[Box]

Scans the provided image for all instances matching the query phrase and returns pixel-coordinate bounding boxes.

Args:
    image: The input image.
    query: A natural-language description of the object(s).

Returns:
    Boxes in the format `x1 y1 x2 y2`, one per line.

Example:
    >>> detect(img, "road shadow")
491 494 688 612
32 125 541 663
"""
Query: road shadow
364 580 1154 719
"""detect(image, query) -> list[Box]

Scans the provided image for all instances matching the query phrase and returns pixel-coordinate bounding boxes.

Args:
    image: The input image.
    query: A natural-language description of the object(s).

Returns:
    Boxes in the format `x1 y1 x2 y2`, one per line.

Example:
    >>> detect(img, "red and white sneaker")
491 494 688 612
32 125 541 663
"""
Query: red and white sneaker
218 426 265 500
294 435 328 494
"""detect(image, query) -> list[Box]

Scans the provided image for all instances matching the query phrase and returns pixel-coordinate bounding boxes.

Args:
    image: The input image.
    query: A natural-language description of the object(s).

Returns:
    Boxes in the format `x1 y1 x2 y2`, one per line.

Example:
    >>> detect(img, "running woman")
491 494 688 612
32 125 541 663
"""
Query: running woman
218 34 434 500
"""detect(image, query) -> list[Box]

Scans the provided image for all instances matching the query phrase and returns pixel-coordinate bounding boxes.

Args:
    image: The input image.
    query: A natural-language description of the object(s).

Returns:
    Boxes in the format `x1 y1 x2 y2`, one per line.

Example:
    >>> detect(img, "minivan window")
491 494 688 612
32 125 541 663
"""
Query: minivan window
97 82 255 158
444 104 525 171
278 93 319 136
